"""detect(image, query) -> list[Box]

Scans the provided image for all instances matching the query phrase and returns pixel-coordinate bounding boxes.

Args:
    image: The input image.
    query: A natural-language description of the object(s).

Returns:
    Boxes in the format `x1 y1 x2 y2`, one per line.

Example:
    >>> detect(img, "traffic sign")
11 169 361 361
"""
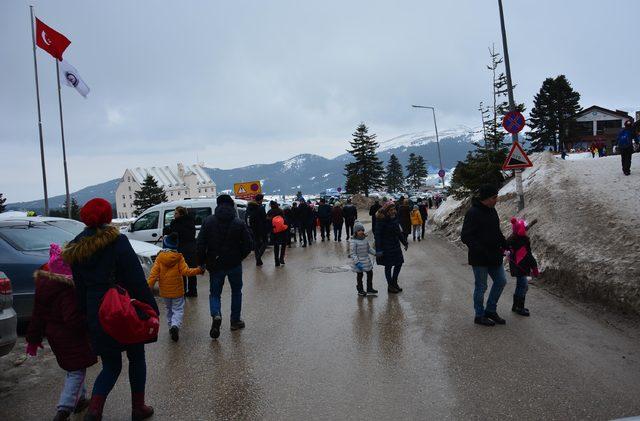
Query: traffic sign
503 141 533 170
337 187 342 193
438 169 446 178
233 180 262 200
502 111 526 134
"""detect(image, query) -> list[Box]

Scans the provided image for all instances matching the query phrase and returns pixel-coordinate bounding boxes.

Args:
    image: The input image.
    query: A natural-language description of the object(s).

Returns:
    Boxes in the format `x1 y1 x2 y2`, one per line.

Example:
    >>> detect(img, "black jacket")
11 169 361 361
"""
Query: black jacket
369 203 381 217
317 204 332 222
163 214 196 258
343 204 358 222
460 199 507 266
374 212 408 266
197 204 253 271
245 201 268 237
297 202 314 226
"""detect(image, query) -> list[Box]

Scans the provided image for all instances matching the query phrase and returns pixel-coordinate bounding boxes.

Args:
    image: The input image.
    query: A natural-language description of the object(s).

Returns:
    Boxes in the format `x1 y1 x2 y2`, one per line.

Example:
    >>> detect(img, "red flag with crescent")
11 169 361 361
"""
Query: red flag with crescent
35 18 71 60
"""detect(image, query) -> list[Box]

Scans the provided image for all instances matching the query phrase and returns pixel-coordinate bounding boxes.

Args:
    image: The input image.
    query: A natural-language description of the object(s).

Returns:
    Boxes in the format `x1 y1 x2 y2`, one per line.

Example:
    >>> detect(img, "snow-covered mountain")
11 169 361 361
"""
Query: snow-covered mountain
378 125 483 152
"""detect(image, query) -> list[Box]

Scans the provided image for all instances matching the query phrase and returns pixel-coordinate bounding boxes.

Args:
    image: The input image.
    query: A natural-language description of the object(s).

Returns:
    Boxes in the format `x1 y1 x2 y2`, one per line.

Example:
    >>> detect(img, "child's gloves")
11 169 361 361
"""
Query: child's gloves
532 267 540 277
26 342 43 357
355 262 364 271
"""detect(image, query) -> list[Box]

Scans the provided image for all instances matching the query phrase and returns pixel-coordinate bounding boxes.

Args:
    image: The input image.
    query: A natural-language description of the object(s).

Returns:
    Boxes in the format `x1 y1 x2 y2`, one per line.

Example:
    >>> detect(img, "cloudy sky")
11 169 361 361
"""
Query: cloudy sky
1 0 639 202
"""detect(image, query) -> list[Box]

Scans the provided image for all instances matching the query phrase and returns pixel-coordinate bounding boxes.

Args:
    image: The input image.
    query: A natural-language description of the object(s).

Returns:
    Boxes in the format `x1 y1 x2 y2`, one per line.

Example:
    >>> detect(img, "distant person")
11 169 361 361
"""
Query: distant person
427 197 434 209
291 202 300 243
617 120 638 176
310 201 319 241
369 199 381 232
271 206 288 266
317 198 332 241
331 202 345 241
297 200 313 247
163 206 198 296
282 204 293 247
245 194 268 266
410 205 423 242
461 185 508 327
349 222 377 296
26 244 97 421
197 194 253 339
374 202 409 293
417 198 428 240
266 201 280 245
506 218 539 317
343 199 358 237
397 198 412 241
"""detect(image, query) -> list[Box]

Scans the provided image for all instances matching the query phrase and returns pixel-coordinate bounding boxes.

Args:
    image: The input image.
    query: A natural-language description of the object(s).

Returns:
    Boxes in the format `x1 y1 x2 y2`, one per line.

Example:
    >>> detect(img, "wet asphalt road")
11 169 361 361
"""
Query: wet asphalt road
2 228 640 420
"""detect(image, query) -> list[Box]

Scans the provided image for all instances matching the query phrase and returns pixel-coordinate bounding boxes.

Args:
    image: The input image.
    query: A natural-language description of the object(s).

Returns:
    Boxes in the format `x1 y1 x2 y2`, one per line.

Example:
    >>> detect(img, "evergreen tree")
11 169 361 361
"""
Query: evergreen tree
344 123 385 196
50 197 82 220
406 153 428 190
133 175 168 216
449 149 506 199
385 154 404 193
0 193 6 213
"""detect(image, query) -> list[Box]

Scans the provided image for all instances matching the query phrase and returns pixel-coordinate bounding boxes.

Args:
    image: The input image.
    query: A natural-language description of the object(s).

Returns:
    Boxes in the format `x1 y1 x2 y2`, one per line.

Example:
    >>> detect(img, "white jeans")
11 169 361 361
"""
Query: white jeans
163 297 185 328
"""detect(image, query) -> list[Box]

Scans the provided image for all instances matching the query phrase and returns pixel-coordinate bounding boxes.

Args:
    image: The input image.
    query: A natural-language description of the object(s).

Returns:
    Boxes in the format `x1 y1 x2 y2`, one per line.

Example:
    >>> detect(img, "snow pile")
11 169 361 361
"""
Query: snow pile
432 151 640 314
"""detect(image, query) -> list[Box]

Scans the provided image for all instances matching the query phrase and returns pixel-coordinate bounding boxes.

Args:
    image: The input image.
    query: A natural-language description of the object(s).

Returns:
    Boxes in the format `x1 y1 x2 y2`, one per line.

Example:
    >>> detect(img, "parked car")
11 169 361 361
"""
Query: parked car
0 217 160 323
124 198 243 244
0 271 17 356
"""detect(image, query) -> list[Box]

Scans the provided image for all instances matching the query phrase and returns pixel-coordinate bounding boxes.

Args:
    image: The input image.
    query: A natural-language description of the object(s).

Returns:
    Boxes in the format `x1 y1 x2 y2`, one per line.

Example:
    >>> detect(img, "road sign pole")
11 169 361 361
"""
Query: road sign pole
498 0 524 211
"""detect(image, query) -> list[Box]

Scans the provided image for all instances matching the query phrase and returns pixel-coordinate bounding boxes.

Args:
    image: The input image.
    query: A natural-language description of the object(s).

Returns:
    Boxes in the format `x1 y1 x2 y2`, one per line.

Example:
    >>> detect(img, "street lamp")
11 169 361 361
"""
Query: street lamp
412 105 445 188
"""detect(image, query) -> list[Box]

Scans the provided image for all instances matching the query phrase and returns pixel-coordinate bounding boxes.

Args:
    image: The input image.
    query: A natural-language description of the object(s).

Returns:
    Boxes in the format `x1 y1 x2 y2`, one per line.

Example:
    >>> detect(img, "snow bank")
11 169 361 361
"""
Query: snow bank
433 151 640 314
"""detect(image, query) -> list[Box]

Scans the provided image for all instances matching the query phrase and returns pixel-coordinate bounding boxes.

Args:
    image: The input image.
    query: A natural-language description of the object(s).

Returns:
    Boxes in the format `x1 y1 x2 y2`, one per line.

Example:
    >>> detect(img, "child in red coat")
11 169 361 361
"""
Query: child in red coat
506 218 539 316
26 243 97 421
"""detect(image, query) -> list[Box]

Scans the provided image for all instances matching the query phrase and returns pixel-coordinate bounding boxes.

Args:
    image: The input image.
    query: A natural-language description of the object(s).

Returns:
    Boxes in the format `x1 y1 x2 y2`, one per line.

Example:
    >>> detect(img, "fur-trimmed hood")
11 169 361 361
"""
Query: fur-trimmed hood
33 269 74 286
62 225 120 265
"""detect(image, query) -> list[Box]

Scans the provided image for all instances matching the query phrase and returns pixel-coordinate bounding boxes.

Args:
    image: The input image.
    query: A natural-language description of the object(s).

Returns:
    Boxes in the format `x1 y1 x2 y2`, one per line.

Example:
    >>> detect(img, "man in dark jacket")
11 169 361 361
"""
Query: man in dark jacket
197 194 253 339
617 120 639 176
417 199 428 240
343 199 358 237
245 194 268 266
369 200 381 233
460 184 508 327
317 198 332 241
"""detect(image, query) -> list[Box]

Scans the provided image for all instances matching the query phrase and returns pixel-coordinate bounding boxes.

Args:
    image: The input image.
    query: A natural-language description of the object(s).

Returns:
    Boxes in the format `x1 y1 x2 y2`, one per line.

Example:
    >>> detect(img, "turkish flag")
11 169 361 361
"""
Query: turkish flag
35 18 71 60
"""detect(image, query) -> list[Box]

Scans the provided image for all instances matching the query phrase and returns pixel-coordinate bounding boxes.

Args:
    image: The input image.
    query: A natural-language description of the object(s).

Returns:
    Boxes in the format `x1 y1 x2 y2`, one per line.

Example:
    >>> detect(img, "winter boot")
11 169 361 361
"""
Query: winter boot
484 311 506 325
512 295 530 317
210 315 222 339
131 392 154 421
356 278 367 296
393 283 403 292
387 285 400 294
53 409 71 421
366 278 378 295
169 325 179 342
83 395 106 421
474 316 495 327
230 320 246 331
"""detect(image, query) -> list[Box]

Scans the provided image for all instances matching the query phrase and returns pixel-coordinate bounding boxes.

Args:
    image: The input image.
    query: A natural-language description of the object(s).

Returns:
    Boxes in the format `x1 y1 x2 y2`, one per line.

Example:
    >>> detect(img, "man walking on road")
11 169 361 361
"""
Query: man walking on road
461 184 508 327
317 198 332 241
343 199 358 238
369 199 381 233
197 194 253 339
617 120 639 176
245 194 268 266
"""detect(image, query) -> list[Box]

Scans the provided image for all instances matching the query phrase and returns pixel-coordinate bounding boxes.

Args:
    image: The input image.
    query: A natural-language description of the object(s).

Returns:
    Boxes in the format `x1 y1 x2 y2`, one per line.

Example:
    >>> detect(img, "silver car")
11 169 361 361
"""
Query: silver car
0 271 17 356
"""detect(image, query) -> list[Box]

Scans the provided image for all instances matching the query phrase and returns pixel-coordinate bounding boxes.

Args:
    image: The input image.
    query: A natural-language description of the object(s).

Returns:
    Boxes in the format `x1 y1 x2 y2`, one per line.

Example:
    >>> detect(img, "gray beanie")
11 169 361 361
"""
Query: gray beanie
353 221 365 233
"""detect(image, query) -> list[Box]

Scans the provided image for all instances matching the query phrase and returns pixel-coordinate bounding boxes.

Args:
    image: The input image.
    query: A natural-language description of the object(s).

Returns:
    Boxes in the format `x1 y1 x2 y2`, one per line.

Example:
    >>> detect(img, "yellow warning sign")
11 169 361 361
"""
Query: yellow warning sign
233 181 262 200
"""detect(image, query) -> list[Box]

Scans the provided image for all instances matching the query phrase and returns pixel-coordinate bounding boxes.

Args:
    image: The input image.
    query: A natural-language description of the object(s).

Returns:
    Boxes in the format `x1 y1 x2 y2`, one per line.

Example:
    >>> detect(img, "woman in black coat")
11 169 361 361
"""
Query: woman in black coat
63 199 159 421
374 202 409 293
163 206 198 296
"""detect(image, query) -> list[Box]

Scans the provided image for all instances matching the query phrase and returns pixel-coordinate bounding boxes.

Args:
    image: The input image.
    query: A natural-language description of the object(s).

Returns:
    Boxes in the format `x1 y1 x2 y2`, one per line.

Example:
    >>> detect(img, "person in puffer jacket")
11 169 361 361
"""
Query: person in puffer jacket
506 217 539 317
349 222 377 296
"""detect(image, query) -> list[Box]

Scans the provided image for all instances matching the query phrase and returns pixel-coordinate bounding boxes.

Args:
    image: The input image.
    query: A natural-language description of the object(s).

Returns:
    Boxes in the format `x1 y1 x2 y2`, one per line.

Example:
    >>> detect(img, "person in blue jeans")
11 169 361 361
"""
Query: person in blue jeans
197 194 253 339
461 184 508 327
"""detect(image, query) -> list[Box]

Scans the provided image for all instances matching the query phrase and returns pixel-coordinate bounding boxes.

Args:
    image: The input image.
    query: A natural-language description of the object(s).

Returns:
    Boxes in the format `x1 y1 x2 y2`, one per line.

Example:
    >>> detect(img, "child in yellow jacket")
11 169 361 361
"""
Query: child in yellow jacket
410 205 423 242
148 233 203 342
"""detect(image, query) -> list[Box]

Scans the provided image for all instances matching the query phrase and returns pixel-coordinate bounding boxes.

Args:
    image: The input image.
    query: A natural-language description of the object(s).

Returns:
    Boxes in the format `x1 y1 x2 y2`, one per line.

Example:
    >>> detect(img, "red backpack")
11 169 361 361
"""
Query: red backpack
272 215 288 234
99 286 159 345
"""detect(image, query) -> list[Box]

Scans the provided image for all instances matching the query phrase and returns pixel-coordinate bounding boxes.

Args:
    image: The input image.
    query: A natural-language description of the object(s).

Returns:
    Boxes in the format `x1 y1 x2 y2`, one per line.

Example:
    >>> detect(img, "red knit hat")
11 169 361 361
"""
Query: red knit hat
80 198 113 227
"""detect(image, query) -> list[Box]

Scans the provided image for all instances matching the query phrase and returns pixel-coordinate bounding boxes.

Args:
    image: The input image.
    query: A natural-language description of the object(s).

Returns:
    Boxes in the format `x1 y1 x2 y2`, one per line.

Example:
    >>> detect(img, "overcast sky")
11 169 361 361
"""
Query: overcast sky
1 0 639 202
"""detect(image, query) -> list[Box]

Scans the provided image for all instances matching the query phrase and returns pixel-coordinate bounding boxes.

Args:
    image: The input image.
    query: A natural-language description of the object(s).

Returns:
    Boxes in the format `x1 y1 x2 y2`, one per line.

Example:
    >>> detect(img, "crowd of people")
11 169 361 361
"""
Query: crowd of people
24 186 539 420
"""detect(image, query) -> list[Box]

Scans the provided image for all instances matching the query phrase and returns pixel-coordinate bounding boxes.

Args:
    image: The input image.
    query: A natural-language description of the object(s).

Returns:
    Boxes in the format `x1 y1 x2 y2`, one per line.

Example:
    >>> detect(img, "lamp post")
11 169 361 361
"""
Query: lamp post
412 105 444 188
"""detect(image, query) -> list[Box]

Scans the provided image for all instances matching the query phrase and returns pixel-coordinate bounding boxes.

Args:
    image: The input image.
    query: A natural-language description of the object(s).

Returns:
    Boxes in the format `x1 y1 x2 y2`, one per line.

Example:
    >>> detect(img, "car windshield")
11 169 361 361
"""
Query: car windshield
0 223 75 251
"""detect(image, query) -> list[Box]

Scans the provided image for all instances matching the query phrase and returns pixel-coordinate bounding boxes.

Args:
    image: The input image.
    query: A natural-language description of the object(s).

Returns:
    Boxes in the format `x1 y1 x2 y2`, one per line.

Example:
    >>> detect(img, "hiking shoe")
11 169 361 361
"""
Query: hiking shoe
230 320 246 331
484 311 506 325
53 410 71 421
393 284 403 292
210 316 222 339
279 259 285 265
357 290 367 297
169 326 179 342
366 288 378 295
388 286 400 294
474 316 496 326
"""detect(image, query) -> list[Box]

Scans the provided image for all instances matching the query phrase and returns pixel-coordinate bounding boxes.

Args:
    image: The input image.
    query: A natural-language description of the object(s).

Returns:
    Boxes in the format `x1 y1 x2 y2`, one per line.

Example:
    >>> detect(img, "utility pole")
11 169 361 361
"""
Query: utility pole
498 0 525 211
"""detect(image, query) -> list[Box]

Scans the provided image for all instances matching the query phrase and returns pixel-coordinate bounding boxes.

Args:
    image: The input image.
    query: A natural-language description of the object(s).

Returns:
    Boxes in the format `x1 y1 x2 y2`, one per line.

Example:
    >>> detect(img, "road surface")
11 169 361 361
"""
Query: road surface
2 229 639 420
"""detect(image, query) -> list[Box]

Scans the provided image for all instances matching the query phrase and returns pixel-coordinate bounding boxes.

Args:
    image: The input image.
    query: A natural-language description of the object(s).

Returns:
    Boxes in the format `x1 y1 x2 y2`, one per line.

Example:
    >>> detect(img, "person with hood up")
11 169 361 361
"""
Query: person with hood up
197 194 253 339
245 194 268 266
460 184 508 327
343 199 358 238
506 218 539 317
62 198 158 421
163 206 198 296
397 198 412 241
349 222 377 296
271 206 288 266
374 202 409 293
26 243 97 421
317 198 332 241
331 202 345 241
147 233 204 342
410 205 423 242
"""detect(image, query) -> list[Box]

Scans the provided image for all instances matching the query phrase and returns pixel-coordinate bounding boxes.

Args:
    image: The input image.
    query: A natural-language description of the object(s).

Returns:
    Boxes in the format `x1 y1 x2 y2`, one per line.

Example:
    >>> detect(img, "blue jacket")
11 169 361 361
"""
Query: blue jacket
617 128 637 149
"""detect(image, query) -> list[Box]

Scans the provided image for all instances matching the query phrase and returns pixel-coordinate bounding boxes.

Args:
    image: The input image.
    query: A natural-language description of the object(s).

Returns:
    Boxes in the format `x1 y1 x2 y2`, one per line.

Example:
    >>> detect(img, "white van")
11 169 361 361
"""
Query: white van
124 198 248 244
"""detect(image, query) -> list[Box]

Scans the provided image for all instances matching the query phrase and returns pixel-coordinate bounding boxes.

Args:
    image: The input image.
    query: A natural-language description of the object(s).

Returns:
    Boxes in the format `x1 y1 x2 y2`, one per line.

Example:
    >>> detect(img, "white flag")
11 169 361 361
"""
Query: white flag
59 59 90 98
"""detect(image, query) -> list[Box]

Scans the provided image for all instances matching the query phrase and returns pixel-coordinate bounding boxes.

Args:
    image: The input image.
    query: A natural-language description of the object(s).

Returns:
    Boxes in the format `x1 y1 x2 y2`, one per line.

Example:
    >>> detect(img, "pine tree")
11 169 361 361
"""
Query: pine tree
344 123 385 196
50 197 82 220
406 153 428 190
133 175 168 216
529 75 581 152
0 193 6 213
385 154 404 193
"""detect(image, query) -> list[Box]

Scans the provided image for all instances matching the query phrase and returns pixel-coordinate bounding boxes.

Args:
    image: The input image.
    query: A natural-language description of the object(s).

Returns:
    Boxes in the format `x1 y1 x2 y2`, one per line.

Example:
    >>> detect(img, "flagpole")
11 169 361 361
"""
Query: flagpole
55 59 72 219
29 5 49 216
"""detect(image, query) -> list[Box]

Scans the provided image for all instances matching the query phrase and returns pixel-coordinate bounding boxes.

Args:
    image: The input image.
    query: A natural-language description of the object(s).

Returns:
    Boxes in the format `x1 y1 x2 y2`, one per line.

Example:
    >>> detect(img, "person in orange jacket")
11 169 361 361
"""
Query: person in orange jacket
148 233 203 342
410 205 423 242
